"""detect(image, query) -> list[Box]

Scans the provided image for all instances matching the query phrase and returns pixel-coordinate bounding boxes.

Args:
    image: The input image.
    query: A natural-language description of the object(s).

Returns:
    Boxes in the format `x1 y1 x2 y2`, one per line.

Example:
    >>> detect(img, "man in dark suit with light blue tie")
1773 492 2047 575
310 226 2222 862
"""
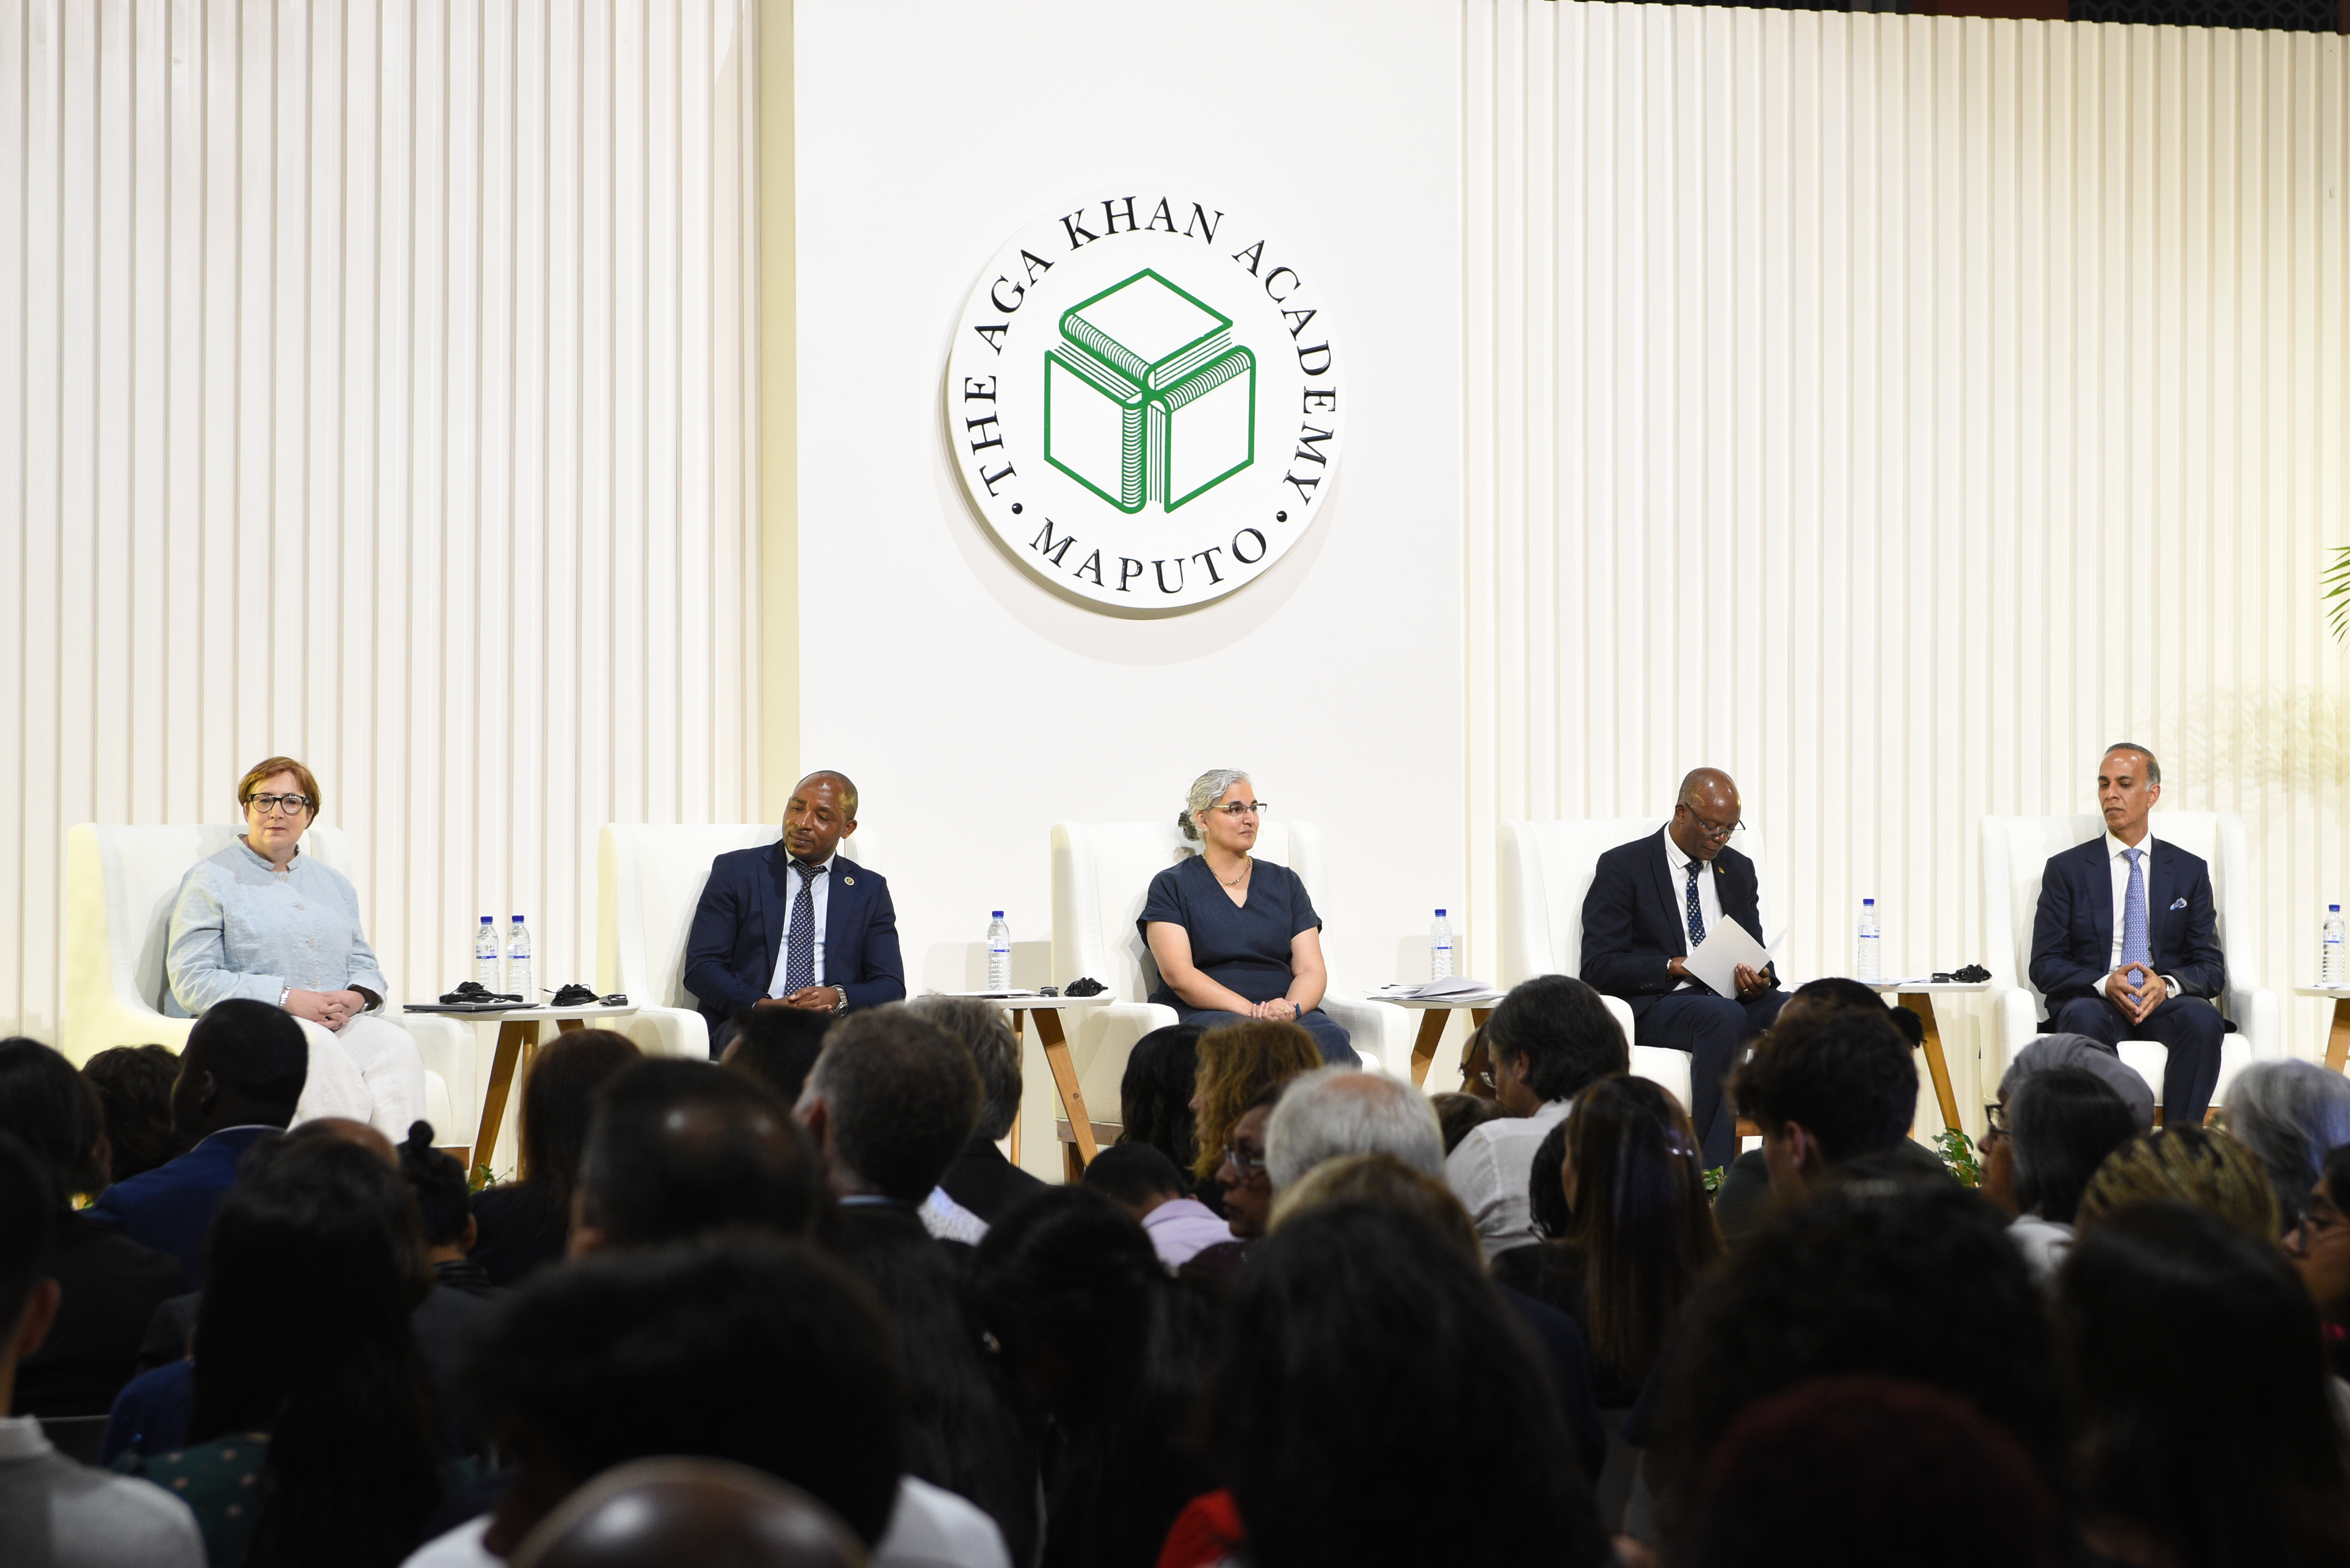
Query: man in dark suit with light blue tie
2029 743 2227 1127
683 770 906 1056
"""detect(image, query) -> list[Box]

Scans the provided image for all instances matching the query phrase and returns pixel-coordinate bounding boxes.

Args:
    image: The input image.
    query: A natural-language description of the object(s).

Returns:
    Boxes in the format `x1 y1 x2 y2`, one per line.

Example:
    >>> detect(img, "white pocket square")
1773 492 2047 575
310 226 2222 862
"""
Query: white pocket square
2169 897 2188 910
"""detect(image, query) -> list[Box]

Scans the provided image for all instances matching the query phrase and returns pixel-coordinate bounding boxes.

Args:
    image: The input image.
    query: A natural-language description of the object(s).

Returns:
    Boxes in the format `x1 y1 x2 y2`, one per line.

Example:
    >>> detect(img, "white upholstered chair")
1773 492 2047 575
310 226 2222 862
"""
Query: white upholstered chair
1981 812 2274 1113
63 823 466 1140
1048 820 1409 1146
1495 817 1796 1118
595 823 872 1063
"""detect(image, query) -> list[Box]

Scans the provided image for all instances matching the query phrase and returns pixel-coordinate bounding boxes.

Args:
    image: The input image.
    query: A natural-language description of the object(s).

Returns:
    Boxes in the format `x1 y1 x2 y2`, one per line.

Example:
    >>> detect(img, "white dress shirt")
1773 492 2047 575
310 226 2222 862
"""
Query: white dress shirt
1446 1096 1575 1261
766 852 835 995
0 1414 205 1568
1661 827 1724 991
2102 829 2179 1000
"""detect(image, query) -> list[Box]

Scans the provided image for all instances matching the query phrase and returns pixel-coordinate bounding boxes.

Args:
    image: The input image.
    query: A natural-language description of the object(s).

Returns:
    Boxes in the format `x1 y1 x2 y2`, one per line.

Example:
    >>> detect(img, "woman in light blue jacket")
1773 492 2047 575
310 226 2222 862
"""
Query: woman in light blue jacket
166 756 424 1137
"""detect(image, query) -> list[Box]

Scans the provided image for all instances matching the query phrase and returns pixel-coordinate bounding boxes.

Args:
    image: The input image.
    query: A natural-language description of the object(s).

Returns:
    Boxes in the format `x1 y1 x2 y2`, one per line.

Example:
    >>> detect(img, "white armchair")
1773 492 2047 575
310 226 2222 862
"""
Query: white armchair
1049 820 1409 1147
596 823 873 1062
63 823 468 1140
1981 812 2274 1113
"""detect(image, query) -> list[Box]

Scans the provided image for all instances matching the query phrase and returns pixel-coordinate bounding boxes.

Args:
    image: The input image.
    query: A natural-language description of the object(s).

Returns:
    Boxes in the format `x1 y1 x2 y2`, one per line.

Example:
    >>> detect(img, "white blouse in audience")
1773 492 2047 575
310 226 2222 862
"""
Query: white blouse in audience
398 1475 1010 1568
1446 1098 1574 1262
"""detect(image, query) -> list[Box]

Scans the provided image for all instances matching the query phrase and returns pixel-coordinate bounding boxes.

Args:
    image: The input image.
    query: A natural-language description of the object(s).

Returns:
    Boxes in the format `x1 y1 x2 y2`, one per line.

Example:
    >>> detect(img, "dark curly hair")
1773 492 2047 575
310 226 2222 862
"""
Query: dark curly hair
1729 1008 1917 1162
81 1044 188 1184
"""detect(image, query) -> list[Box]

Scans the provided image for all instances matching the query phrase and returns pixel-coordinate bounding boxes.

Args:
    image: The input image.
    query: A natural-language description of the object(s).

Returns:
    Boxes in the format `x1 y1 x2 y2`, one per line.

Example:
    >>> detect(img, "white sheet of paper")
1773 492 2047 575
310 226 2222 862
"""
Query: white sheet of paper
1683 918 1773 999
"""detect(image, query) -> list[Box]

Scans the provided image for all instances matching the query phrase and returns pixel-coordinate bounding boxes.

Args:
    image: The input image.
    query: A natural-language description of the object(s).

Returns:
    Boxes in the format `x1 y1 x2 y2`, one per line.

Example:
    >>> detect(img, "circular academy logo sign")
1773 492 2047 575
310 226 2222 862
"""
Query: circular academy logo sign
946 190 1342 612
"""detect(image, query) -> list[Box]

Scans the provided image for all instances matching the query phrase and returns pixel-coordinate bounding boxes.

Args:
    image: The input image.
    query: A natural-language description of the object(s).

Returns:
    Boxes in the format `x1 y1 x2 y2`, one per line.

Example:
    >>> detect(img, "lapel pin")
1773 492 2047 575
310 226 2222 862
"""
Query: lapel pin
843 875 855 886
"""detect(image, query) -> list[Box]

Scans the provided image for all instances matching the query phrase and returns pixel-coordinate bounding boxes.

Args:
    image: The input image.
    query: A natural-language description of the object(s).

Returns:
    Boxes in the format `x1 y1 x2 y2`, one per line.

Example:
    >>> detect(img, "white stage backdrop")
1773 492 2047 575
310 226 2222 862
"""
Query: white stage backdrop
0 0 759 1036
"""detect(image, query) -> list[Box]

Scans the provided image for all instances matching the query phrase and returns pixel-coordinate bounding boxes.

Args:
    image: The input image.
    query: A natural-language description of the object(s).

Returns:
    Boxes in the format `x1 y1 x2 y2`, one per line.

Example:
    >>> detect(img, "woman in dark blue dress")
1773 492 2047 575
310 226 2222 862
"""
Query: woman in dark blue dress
1139 769 1358 1066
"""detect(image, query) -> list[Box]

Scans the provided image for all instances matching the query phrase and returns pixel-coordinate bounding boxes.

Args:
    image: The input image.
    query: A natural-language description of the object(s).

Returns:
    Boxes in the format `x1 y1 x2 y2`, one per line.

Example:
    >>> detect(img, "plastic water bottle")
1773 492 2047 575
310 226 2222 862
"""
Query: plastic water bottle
475 916 501 990
986 912 1012 991
1430 910 1455 981
507 916 533 1001
1856 898 1882 982
2326 905 2346 985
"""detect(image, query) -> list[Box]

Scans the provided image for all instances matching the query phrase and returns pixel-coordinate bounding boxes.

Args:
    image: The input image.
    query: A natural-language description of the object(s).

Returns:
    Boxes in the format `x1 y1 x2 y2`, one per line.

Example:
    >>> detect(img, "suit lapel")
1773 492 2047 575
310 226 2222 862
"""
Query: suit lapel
1648 835 1687 956
758 846 792 972
2147 841 2180 964
2082 840 2115 961
828 858 862 949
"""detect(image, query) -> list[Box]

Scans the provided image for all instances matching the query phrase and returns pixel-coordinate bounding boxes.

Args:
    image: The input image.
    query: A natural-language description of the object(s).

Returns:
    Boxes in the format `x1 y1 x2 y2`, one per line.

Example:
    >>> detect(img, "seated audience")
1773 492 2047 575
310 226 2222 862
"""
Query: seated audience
1432 1089 1505 1155
1493 1074 1722 1408
1186 1021 1320 1192
87 999 307 1285
910 997 1046 1222
1445 975 1630 1259
1641 1181 2063 1558
82 1044 188 1183
1714 1007 1938 1239
415 1238 1007 1568
0 1040 181 1418
2287 1145 2350 1358
791 1008 985 1243
1264 1064 1445 1189
573 1060 821 1254
1185 1081 1288 1282
470 1030 640 1285
114 1133 450 1568
2226 1058 2350 1232
2059 1201 2350 1566
1202 1196 1612 1568
1997 1033 2156 1134
2074 1126 2279 1240
1080 1144 1230 1269
969 1189 1213 1568
0 1134 205 1566
1140 769 1357 1066
1115 1023 1205 1179
1979 1066 2137 1283
400 1124 493 1299
719 1002 831 1105
506 1458 866 1568
1685 1378 2066 1568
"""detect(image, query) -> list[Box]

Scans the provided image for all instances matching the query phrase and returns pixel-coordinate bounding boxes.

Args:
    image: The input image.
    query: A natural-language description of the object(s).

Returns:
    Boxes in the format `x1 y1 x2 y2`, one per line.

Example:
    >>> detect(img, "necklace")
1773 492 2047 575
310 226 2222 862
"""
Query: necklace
1215 857 1253 889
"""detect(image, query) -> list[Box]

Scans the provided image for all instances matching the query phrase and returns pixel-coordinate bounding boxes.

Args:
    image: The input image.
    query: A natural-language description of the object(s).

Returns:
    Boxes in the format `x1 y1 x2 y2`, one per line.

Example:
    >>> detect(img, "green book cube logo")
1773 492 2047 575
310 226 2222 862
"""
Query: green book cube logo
1044 269 1257 513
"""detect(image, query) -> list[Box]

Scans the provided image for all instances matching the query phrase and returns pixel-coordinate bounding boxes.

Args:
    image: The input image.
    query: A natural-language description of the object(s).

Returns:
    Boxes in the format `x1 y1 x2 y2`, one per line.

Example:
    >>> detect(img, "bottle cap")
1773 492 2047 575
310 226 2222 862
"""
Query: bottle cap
1436 908 1447 917
481 915 492 924
993 910 1004 919
1863 898 1876 906
513 914 525 921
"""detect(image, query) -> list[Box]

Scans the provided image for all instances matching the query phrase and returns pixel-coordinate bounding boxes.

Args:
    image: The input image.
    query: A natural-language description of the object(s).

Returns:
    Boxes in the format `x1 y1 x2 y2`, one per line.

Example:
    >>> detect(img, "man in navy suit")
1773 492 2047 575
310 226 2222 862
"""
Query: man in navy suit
1580 768 1788 1170
86 999 304 1286
683 770 906 1055
2029 743 2227 1127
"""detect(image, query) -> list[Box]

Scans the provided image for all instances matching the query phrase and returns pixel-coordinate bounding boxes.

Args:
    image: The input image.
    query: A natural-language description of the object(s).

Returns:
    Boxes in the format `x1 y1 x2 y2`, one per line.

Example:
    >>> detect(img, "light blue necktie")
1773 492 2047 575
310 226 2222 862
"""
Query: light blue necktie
2121 848 2151 970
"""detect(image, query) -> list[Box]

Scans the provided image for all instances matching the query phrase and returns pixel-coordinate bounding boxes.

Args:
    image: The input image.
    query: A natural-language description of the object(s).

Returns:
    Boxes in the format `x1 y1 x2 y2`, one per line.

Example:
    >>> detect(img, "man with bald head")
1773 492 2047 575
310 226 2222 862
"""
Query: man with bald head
1580 768 1787 1169
685 770 905 1054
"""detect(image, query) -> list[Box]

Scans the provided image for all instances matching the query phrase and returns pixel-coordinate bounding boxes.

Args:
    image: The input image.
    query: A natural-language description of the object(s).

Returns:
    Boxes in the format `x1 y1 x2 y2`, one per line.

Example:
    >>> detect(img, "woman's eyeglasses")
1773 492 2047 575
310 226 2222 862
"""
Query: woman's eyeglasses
247 794 313 816
1222 1143 1268 1178
1207 801 1267 819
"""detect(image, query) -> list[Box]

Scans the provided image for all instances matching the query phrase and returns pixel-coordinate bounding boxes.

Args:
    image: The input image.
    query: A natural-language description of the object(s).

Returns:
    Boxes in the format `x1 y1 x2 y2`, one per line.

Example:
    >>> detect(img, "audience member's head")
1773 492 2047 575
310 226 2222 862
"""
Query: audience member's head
1268 1153 1482 1260
2225 1058 2350 1231
469 1238 905 1554
508 1458 866 1568
1650 1181 2063 1529
1217 1199 1611 1568
1998 1034 2155 1134
1264 1066 1443 1190
1527 1116 1574 1240
720 1007 830 1108
576 1061 820 1252
2075 1126 2279 1241
1118 1023 1205 1173
0 1136 60 1400
1215 1080 1288 1240
398 1121 476 1256
970 1187 1213 1567
1431 1091 1505 1155
175 999 309 1138
1995 1066 2135 1227
1775 976 1927 1046
81 1043 186 1183
519 1030 643 1215
907 996 1023 1143
2287 1143 2350 1328
194 1132 444 1567
1189 1021 1320 1182
794 1006 978 1203
1557 1074 1722 1386
0 1037 108 1206
1080 1142 1190 1219
1730 1010 1917 1194
1481 975 1628 1115
1687 1378 2065 1568
2059 1201 2350 1567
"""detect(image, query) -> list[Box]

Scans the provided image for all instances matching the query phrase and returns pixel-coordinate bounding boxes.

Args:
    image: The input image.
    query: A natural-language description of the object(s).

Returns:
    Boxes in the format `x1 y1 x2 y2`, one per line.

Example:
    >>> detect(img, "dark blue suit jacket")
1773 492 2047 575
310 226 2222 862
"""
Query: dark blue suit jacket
2029 836 2226 1009
682 845 905 1030
86 1125 280 1289
1580 833 1773 1017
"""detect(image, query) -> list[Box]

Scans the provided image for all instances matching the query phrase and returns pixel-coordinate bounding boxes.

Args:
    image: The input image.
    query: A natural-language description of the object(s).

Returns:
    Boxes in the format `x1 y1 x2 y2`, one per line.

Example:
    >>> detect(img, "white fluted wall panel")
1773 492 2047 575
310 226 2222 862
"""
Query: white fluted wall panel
1465 5 2350 1077
2 0 759 1039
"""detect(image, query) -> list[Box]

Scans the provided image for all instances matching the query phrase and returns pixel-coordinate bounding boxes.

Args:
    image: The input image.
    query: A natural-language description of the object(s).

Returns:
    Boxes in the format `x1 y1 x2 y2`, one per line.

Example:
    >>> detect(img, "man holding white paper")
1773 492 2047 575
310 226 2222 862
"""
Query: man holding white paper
1580 768 1788 1170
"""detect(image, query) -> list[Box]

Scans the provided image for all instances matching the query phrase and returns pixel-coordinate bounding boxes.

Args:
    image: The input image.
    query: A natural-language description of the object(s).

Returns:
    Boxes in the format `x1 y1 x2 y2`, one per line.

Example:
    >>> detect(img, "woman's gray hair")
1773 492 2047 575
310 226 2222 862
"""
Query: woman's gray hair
1178 768 1251 844
2225 1059 2350 1228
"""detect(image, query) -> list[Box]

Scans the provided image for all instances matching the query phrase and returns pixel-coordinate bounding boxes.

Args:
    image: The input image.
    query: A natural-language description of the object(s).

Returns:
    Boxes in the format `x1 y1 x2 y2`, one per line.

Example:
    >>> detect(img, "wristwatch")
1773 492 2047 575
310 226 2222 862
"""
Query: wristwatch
831 986 849 1014
279 986 291 1009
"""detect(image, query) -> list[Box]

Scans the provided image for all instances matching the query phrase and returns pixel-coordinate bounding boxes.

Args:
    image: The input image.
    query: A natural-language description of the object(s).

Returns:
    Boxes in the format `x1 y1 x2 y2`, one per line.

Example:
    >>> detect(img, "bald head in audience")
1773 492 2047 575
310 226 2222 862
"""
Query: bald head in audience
510 1458 865 1568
